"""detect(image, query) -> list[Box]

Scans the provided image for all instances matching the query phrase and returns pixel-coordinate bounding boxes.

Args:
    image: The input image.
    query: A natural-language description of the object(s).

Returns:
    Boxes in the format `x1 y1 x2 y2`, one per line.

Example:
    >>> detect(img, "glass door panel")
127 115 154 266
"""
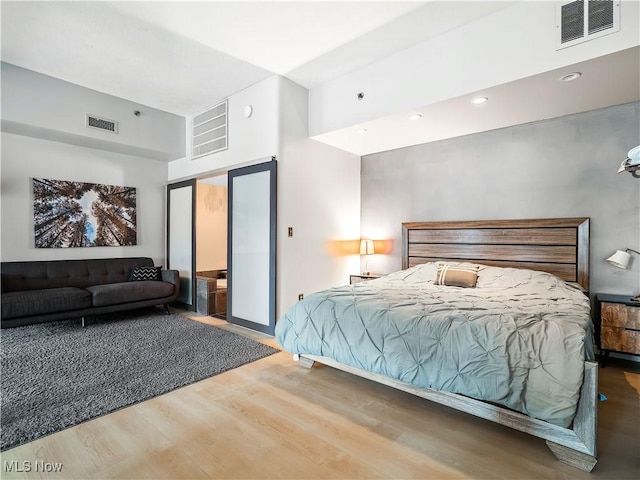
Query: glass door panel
227 160 276 334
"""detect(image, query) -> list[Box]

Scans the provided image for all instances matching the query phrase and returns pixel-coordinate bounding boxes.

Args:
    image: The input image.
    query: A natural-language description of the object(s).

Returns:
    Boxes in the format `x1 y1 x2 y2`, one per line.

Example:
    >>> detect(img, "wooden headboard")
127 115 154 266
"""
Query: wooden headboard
402 218 590 291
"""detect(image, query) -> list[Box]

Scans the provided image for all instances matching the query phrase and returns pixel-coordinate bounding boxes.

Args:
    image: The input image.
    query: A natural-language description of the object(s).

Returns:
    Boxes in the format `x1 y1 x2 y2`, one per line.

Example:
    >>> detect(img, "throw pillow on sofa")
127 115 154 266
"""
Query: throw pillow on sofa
128 266 162 281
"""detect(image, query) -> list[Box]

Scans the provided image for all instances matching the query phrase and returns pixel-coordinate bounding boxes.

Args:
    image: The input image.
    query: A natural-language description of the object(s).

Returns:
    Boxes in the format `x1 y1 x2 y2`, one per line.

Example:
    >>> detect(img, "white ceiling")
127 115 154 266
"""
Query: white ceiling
1 1 638 159
316 46 640 156
1 1 516 116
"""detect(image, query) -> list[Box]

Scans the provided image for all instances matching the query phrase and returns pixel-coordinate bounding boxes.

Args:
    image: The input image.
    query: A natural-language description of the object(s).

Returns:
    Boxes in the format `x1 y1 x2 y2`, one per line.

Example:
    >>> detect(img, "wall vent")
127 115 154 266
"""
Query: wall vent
86 114 118 134
556 0 619 50
192 100 228 159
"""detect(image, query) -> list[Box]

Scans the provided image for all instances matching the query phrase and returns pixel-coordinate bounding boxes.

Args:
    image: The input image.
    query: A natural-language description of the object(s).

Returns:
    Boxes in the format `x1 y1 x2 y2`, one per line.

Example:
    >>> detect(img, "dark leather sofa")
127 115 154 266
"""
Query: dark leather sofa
1 257 180 328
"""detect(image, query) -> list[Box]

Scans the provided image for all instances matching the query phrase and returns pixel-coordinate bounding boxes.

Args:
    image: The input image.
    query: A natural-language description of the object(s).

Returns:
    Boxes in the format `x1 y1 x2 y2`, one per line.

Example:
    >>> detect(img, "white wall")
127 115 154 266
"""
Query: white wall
195 183 227 272
1 132 168 265
1 63 185 161
276 76 361 315
168 75 361 318
168 76 280 182
309 0 640 136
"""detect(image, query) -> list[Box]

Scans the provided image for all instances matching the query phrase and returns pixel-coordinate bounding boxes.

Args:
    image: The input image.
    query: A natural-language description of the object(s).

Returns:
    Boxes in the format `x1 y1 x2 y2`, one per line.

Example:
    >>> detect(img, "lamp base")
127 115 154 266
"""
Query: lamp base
362 271 371 276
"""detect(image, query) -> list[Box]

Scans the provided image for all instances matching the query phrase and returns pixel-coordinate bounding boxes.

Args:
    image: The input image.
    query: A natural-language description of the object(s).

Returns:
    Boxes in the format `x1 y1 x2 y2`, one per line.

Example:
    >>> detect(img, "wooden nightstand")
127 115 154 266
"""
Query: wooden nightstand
350 273 383 284
595 293 640 366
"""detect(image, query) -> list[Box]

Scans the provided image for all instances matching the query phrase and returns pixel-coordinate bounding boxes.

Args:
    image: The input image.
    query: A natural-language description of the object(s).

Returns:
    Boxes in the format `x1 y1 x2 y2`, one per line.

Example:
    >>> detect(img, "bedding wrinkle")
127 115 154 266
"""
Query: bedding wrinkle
354 300 386 372
388 314 422 384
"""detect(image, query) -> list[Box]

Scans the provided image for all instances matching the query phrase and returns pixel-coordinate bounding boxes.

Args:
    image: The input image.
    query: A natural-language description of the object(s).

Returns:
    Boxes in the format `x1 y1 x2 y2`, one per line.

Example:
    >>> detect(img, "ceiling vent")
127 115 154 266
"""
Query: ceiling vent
556 0 619 50
86 114 118 134
192 100 228 159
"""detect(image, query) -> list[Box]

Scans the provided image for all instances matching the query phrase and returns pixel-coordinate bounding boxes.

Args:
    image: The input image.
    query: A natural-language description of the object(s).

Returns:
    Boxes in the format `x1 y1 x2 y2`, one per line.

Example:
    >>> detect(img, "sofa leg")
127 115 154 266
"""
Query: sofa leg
164 304 170 315
81 317 86 328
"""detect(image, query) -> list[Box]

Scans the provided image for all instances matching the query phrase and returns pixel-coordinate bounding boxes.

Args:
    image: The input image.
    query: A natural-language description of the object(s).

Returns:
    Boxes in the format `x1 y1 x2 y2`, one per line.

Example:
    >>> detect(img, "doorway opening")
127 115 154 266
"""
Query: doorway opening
167 158 277 335
195 173 228 320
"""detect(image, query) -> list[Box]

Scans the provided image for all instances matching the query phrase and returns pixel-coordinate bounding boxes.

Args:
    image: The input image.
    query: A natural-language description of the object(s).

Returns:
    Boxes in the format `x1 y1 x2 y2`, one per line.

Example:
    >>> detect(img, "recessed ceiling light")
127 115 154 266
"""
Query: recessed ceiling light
472 96 488 105
559 72 582 82
356 128 368 134
409 113 422 120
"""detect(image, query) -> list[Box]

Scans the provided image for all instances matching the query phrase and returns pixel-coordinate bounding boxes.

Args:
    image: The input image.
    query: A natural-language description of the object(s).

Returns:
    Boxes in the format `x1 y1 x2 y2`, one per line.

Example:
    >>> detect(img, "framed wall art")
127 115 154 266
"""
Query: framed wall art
33 178 137 248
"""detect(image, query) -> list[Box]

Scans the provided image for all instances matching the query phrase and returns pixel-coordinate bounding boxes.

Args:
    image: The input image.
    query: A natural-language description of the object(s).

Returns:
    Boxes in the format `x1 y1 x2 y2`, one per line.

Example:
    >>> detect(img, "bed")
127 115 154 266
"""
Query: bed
275 218 597 472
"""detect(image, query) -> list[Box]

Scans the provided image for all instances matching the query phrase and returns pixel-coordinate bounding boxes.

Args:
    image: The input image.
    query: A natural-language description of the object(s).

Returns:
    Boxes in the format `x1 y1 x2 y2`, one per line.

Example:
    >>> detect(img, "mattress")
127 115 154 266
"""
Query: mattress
275 262 594 428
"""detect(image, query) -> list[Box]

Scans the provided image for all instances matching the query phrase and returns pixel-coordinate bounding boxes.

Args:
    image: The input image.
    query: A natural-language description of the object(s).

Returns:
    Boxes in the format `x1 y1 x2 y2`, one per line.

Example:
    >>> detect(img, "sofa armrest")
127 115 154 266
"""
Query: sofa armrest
161 269 180 295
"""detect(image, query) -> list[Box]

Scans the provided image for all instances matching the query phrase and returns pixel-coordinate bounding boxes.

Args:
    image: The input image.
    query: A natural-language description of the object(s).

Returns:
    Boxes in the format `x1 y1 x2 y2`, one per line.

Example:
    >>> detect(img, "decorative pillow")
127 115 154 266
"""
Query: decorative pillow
435 264 478 288
128 266 161 282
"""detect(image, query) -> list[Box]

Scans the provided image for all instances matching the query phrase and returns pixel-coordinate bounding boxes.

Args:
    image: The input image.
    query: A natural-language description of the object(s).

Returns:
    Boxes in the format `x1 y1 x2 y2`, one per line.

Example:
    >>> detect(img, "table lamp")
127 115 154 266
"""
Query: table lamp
360 239 375 275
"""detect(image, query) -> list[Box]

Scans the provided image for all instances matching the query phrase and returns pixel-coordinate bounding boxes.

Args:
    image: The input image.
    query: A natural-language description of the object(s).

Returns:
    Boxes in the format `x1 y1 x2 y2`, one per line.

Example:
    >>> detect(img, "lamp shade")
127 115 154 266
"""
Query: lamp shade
606 250 632 269
360 239 375 255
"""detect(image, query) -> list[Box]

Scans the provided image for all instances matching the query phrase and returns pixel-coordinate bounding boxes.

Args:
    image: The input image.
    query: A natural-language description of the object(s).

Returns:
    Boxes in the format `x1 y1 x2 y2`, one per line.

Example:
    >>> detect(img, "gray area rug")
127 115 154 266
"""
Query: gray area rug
0 309 279 451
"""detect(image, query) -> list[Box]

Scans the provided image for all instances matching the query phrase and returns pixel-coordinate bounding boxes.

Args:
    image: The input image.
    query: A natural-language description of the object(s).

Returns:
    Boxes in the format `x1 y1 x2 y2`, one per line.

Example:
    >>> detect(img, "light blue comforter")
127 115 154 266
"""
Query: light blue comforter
275 262 593 427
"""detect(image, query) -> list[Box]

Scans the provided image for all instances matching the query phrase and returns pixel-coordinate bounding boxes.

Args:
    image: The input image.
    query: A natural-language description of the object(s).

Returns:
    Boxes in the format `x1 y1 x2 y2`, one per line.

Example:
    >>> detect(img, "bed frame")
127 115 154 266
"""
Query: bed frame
299 218 597 472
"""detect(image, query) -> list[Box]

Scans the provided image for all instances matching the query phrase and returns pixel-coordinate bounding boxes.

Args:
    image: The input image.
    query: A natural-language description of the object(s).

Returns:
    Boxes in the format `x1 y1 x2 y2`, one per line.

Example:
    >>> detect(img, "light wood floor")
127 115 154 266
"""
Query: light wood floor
2 314 638 480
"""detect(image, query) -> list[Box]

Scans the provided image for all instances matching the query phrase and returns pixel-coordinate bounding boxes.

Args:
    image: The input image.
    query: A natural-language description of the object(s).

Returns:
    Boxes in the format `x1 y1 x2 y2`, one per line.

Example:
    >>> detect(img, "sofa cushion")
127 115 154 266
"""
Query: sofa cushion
127 266 161 281
1 257 155 292
1 287 92 320
87 281 174 307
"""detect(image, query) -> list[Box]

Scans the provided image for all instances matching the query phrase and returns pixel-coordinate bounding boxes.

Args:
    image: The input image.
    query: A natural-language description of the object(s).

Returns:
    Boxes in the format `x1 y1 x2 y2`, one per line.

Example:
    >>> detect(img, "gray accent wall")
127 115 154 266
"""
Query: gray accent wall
361 102 640 296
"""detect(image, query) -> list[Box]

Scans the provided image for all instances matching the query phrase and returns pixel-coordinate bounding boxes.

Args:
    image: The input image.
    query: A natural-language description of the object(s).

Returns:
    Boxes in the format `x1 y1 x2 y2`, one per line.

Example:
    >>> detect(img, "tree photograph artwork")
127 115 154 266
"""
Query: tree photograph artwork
33 178 137 248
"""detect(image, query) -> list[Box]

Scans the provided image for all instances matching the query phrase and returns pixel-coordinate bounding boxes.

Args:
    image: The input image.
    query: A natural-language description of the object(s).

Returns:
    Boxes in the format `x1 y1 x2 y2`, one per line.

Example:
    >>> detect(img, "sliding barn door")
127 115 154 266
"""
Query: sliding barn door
227 160 276 334
167 179 196 309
